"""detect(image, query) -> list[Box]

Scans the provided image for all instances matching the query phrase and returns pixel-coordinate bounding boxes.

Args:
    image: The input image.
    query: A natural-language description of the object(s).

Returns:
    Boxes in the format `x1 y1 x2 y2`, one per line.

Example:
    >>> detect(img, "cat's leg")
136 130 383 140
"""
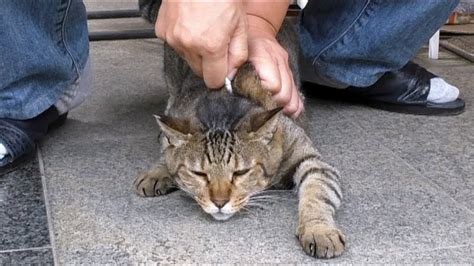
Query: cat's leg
293 154 346 258
133 163 176 197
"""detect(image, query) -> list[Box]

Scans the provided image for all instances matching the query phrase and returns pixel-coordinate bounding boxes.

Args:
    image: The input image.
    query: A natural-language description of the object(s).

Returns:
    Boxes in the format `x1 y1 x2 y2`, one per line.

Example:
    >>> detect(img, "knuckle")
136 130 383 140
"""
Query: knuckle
287 99 299 113
179 34 194 48
235 52 247 65
275 90 291 105
203 39 224 54
267 79 281 93
172 30 193 48
286 104 298 114
280 50 289 61
166 35 176 46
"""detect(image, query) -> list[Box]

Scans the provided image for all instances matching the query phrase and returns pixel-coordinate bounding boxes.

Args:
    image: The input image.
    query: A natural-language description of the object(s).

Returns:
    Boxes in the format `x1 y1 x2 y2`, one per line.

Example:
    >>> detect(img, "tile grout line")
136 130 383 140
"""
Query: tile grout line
330 106 474 217
387 151 474 217
37 147 59 266
0 246 51 254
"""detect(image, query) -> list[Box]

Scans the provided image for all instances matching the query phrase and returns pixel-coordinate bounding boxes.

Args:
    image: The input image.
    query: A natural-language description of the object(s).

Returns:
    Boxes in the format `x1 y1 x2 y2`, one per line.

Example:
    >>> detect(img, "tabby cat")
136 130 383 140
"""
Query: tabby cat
135 1 346 259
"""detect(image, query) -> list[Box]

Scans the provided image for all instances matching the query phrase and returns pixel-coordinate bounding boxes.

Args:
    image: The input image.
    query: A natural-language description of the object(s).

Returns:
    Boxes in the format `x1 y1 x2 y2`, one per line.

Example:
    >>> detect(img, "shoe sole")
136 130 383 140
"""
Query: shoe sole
365 98 466 116
302 83 466 116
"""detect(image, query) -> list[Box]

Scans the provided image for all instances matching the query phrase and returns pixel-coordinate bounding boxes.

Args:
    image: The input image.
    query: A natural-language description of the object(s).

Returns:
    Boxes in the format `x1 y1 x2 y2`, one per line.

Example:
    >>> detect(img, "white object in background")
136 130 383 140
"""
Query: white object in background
225 77 233 94
429 30 440 60
0 144 7 160
297 0 308 9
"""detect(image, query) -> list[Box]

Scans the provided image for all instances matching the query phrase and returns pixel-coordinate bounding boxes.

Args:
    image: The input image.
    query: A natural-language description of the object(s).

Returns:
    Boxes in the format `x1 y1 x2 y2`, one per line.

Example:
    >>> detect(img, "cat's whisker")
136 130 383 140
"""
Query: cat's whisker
249 198 277 203
251 195 286 200
245 202 268 210
240 207 257 218
250 194 296 203
251 197 297 203
248 189 292 198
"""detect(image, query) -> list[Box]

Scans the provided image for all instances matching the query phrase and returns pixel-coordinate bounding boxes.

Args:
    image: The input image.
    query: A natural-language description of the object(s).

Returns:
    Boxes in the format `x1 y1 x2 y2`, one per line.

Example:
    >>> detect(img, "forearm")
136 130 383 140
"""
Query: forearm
243 0 291 36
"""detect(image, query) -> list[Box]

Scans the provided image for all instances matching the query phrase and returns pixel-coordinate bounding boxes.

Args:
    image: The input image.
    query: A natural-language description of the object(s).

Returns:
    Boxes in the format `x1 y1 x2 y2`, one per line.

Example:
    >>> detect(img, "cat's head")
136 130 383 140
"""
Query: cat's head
155 93 284 220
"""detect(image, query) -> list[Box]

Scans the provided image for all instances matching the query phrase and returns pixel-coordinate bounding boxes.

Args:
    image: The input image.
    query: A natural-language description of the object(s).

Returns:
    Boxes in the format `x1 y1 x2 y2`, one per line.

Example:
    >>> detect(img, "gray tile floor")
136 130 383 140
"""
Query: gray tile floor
1 1 473 263
0 158 54 264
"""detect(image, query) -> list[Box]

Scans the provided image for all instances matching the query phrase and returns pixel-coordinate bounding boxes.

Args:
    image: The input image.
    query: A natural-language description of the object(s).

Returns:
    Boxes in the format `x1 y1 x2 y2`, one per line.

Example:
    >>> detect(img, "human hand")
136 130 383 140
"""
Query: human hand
155 0 248 88
247 15 303 118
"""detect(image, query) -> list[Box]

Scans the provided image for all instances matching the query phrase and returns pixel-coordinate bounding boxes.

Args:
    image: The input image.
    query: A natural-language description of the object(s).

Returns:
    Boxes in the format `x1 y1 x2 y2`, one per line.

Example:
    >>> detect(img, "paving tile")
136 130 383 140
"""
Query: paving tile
0 158 50 251
41 118 473 263
310 122 473 255
329 50 474 211
376 244 474 263
0 248 54 265
47 39 167 144
331 244 474 263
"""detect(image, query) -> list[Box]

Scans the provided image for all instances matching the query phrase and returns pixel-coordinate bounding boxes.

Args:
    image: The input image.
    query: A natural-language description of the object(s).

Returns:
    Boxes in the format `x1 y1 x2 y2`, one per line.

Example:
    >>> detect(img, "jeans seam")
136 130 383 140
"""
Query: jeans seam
312 0 371 66
61 0 81 80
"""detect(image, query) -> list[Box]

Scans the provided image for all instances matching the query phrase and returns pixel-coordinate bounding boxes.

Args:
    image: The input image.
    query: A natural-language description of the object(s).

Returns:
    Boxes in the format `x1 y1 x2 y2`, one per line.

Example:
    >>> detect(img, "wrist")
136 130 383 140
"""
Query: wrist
244 0 289 36
247 14 278 38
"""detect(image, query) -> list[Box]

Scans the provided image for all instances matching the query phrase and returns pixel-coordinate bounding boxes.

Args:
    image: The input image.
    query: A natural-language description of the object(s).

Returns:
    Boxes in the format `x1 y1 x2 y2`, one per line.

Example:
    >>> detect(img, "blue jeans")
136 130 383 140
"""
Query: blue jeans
299 0 459 87
0 0 89 119
0 0 458 119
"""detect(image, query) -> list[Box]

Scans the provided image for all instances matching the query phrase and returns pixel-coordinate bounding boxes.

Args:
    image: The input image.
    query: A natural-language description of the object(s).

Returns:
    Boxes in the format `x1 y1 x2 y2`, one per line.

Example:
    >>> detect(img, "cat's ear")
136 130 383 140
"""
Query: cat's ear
247 107 282 141
154 114 195 147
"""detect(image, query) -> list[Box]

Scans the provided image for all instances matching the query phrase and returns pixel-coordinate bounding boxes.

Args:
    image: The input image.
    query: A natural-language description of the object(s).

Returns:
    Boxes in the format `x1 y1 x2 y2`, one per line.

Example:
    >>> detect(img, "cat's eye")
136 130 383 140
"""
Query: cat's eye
233 169 250 177
191 170 207 177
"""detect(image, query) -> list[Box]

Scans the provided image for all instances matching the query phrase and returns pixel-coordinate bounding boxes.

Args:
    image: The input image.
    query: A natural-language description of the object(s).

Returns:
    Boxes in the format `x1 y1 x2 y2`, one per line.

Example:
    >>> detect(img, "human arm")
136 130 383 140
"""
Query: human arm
244 0 303 118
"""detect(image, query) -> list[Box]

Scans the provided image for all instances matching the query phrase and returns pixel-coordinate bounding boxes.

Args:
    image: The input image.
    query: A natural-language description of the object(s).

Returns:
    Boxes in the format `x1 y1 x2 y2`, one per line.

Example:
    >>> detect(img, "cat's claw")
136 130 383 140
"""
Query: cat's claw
298 223 346 259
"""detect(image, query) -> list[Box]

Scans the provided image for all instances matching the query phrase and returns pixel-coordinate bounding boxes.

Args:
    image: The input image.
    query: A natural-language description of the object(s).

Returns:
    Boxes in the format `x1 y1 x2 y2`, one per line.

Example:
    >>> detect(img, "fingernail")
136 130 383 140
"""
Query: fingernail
227 68 238 80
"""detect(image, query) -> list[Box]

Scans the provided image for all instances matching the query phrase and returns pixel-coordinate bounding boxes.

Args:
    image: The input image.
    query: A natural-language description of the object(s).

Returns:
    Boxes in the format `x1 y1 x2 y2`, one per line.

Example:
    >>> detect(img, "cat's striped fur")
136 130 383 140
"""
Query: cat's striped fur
134 2 346 258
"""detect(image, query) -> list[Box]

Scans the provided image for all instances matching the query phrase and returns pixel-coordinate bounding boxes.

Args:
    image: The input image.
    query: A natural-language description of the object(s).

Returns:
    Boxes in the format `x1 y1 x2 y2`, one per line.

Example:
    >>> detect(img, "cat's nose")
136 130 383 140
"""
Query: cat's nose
212 199 229 208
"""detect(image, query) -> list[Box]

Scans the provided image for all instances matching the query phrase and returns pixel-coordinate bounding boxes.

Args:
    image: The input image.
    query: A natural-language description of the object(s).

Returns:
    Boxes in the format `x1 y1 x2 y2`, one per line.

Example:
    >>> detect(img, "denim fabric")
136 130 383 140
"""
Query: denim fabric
0 0 89 119
299 0 460 87
0 0 459 119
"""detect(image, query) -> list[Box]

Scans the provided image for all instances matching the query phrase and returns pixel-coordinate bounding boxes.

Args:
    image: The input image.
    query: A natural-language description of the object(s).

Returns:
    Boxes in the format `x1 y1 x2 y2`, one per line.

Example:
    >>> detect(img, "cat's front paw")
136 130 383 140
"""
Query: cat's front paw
297 223 346 259
133 170 175 197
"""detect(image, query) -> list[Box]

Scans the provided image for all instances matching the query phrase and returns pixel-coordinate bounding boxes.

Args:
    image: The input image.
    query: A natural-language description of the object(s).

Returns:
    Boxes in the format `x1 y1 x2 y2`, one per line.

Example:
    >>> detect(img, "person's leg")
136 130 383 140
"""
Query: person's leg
299 0 464 115
0 0 90 166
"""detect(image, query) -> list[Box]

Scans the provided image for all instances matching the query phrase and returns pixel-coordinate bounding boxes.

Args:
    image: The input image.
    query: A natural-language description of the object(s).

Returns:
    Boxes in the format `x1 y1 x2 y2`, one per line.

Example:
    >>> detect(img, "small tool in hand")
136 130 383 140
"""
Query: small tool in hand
225 77 233 94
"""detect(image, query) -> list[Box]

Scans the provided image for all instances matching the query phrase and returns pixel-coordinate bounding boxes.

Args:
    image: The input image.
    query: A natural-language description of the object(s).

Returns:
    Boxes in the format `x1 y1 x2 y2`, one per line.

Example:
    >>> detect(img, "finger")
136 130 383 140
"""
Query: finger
227 17 248 79
287 89 302 119
253 55 281 94
272 56 293 106
202 48 228 88
284 80 300 116
173 47 204 78
284 61 302 117
294 98 304 118
185 52 204 78
291 91 304 119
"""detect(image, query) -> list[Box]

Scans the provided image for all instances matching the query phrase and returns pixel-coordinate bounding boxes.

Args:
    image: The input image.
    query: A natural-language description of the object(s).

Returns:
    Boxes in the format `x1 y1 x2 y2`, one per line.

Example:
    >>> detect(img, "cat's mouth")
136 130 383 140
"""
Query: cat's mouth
210 212 234 221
